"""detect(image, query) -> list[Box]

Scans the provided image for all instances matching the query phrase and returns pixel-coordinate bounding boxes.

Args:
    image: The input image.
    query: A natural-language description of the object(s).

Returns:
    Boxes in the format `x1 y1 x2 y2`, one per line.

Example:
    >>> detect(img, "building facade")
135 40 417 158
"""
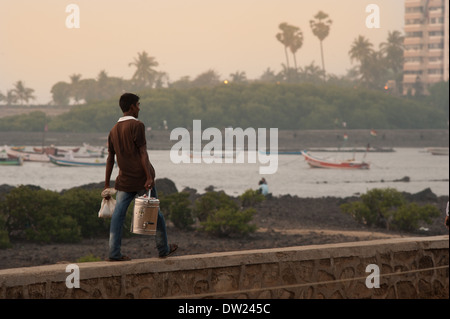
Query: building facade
403 0 449 95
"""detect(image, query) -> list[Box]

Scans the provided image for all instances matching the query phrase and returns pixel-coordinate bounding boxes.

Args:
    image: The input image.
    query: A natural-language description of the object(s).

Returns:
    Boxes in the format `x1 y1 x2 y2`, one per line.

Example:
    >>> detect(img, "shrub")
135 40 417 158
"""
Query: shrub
1 186 81 243
193 191 238 222
194 191 258 237
340 188 440 231
61 188 110 238
160 192 195 230
239 189 265 207
201 207 257 237
0 215 11 249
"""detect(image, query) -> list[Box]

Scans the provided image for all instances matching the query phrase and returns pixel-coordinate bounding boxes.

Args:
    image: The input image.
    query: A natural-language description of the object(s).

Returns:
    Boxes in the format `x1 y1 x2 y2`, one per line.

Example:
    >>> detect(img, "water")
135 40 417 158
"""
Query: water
1 148 448 198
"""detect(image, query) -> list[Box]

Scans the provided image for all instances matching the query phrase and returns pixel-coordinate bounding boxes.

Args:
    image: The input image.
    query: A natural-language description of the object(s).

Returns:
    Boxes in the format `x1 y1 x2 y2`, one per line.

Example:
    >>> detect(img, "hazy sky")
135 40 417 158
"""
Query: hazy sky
0 0 405 104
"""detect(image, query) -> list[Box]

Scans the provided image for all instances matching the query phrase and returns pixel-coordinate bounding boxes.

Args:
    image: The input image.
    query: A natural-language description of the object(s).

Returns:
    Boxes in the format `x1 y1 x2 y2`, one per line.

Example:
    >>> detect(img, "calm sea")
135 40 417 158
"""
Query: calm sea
1 148 448 198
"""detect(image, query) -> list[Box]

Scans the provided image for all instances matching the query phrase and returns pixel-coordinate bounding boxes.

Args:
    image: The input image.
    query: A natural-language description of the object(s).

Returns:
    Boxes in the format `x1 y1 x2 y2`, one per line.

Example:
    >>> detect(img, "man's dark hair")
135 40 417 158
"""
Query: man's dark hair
119 93 140 112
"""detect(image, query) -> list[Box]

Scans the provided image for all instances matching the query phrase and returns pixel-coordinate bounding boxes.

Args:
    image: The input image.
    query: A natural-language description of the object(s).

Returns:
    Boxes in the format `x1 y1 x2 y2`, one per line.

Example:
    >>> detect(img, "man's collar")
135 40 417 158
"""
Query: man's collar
118 116 138 122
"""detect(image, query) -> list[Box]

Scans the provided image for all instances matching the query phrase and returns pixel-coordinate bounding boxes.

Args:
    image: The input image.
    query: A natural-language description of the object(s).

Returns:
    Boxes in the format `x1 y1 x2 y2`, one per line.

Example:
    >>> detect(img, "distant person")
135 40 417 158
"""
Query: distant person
445 201 449 229
258 177 269 196
104 93 177 261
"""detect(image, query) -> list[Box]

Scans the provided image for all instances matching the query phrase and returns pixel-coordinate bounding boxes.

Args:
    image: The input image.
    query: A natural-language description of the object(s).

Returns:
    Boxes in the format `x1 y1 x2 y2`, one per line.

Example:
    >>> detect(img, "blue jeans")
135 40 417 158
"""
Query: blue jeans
109 187 169 259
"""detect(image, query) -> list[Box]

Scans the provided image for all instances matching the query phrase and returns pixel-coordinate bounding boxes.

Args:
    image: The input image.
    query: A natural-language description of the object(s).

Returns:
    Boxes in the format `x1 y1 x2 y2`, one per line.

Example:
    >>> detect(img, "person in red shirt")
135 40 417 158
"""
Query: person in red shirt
104 93 177 261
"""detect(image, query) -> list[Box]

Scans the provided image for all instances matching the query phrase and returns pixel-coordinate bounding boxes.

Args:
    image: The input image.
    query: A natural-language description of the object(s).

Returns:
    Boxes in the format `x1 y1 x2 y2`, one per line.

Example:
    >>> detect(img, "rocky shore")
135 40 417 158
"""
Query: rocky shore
0 179 448 271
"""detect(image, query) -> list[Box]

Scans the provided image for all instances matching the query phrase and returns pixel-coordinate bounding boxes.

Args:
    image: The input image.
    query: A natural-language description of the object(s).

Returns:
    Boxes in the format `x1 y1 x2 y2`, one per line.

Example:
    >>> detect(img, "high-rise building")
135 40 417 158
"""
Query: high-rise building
403 0 449 95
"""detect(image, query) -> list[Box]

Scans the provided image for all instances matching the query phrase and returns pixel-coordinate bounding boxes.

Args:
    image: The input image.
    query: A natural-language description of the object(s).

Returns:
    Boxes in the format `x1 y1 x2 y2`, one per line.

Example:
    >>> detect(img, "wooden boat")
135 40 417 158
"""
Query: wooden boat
300 151 370 169
4 146 50 162
83 143 106 157
426 147 449 156
48 155 106 167
0 157 23 166
33 146 80 155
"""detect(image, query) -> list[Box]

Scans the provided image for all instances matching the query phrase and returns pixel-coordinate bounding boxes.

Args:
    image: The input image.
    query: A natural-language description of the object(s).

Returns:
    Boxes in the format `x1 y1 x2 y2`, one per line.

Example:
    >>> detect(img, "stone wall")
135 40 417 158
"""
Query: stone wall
0 236 448 299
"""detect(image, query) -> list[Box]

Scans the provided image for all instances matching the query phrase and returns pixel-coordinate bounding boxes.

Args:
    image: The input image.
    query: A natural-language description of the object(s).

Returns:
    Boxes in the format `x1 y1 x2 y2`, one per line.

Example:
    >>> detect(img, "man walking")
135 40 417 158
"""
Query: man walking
104 93 177 261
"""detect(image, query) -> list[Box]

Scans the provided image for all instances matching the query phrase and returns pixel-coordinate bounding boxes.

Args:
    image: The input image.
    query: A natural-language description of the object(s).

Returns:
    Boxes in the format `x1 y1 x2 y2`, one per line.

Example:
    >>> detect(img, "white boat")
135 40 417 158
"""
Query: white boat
83 143 106 156
48 154 106 167
4 145 50 162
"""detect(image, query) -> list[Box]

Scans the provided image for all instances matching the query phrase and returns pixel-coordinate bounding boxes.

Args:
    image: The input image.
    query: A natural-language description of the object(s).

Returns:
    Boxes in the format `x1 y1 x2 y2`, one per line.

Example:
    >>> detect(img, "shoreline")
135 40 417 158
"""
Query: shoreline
0 129 448 150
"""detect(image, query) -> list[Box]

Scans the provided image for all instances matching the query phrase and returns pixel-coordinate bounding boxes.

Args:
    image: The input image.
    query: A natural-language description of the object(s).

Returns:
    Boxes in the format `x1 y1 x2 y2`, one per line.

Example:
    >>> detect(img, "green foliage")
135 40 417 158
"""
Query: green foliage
0 215 11 249
193 191 258 237
1 82 448 132
0 111 47 131
201 207 257 237
239 189 265 207
0 186 81 243
193 191 239 222
0 185 116 246
160 192 195 230
340 188 440 231
60 188 110 238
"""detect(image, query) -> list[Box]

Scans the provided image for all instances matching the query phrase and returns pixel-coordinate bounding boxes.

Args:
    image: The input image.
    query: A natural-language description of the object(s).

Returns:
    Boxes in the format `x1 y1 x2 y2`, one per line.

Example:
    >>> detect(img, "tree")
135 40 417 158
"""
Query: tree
4 90 17 105
289 27 304 71
349 35 376 86
230 71 247 83
51 81 71 105
310 11 333 78
380 30 404 94
259 68 279 83
191 69 221 87
349 35 374 64
69 74 83 104
129 51 159 90
299 61 325 83
12 81 35 105
276 23 294 70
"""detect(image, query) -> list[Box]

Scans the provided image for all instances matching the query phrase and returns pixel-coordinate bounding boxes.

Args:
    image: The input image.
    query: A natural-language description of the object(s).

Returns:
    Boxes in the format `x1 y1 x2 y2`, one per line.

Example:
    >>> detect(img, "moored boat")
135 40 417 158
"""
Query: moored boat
0 157 23 166
300 150 370 169
426 147 449 156
4 146 50 162
48 155 106 167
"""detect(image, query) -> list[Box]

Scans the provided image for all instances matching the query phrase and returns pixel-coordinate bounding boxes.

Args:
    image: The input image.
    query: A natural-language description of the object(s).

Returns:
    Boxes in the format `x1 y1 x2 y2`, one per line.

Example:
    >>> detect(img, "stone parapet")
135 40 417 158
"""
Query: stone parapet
0 236 448 299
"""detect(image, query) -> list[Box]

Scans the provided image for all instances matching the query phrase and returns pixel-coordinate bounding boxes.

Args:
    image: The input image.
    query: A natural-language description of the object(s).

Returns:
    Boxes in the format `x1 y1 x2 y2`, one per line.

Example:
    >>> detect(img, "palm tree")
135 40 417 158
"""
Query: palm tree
310 11 333 77
349 36 378 87
380 30 404 94
13 81 35 105
289 28 304 71
259 68 278 82
349 35 374 64
5 90 18 105
276 23 294 69
230 71 247 83
299 61 325 83
129 51 159 89
380 31 404 72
